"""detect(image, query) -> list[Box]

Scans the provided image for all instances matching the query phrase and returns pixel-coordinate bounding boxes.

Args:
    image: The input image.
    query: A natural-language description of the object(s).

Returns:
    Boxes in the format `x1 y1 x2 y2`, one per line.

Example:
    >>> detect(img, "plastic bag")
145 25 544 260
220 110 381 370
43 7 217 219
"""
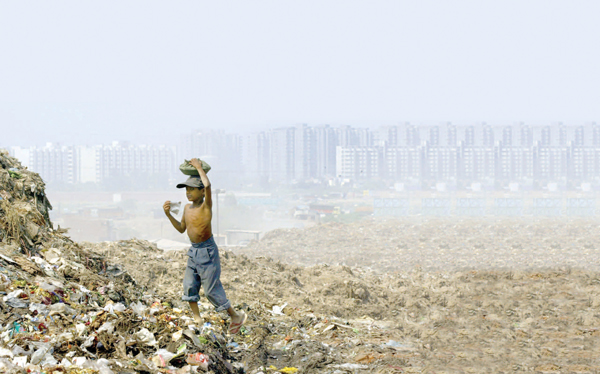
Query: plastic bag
3 289 24 301
152 349 176 367
38 281 57 292
135 353 159 372
29 303 48 314
104 302 126 313
131 301 147 317
179 159 211 176
13 356 27 368
50 303 75 315
75 323 87 336
30 345 51 365
97 322 115 334
11 346 28 357
186 352 209 370
5 298 29 308
0 358 20 372
135 328 157 346
40 353 58 367
170 201 181 215
83 358 114 374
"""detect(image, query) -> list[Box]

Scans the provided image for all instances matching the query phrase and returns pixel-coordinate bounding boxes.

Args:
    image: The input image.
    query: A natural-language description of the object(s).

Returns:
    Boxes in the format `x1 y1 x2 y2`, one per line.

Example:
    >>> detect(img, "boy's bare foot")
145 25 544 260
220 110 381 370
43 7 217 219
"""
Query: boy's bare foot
228 311 247 335
189 301 203 324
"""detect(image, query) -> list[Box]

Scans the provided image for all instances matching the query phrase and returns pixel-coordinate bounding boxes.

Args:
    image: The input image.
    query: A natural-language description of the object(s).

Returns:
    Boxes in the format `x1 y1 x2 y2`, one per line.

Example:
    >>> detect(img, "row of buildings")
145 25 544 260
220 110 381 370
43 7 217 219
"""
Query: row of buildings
10 142 178 186
7 122 600 190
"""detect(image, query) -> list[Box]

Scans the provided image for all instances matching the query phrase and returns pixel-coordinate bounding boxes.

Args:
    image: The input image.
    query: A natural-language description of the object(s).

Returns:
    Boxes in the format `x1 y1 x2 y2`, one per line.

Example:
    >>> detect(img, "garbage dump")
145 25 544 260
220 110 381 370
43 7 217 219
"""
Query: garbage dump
1 150 600 373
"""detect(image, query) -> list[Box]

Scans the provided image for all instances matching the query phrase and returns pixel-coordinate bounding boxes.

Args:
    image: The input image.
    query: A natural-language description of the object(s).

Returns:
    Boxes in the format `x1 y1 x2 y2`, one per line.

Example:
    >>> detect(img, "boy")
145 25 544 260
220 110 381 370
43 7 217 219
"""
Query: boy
163 158 247 334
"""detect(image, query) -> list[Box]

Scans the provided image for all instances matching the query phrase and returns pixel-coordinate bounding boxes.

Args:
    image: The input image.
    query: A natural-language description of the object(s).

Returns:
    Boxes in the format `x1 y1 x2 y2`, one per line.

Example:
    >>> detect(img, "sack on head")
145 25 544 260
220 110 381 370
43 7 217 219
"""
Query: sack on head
179 159 211 176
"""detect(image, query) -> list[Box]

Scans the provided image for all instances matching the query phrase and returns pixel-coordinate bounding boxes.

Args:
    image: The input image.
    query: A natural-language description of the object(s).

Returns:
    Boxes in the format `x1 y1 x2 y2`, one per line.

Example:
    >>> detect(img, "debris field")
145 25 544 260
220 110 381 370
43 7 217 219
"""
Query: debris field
2 150 600 373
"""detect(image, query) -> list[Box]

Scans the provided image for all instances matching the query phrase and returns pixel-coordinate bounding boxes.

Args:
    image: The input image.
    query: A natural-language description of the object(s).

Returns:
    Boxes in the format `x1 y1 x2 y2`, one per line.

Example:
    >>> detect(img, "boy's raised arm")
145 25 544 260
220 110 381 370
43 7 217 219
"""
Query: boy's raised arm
190 158 212 208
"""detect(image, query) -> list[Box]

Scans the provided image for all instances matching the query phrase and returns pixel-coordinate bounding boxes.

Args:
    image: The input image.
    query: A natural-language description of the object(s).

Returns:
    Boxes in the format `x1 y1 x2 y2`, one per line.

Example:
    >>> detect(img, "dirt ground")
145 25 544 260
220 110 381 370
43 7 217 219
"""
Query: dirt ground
80 218 600 373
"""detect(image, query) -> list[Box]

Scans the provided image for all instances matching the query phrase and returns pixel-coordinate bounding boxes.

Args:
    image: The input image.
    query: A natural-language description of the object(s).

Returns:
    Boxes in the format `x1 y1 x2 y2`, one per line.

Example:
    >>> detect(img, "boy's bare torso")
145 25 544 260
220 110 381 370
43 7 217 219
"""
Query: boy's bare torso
184 203 212 243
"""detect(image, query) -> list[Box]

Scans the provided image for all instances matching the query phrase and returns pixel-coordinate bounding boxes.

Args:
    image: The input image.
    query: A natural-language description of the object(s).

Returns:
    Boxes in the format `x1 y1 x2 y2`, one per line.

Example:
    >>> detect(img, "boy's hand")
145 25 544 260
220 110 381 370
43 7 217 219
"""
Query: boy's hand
163 201 171 214
190 158 202 170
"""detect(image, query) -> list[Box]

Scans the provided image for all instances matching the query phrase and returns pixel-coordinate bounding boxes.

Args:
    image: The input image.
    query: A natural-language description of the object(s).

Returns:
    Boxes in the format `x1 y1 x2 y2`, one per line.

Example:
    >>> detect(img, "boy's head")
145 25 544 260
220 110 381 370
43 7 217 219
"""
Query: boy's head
176 176 205 201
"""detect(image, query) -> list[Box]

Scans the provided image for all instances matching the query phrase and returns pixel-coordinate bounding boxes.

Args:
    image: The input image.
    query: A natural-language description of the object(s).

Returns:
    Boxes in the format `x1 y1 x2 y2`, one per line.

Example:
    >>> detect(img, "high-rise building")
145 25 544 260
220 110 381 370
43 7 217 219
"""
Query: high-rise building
294 124 316 180
383 146 422 181
336 146 382 180
29 143 77 184
269 127 296 182
241 131 270 182
313 125 338 178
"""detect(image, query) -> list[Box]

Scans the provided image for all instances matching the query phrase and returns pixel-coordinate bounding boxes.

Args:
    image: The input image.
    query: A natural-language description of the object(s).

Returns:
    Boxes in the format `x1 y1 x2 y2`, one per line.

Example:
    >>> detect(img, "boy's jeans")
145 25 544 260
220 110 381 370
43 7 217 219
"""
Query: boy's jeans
182 236 231 312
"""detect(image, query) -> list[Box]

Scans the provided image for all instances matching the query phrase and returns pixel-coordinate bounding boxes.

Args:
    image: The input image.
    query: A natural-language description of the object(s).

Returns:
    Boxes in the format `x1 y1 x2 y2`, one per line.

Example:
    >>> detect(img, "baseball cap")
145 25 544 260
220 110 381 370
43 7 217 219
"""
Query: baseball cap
176 176 205 189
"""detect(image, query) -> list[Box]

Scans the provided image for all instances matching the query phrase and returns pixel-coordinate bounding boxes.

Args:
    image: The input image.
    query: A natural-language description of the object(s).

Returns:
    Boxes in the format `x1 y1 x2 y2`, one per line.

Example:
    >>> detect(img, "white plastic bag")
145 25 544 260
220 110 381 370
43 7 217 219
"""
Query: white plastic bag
30 346 50 365
104 302 126 313
152 349 176 367
134 328 157 346
131 301 147 316
83 358 114 374
97 322 115 334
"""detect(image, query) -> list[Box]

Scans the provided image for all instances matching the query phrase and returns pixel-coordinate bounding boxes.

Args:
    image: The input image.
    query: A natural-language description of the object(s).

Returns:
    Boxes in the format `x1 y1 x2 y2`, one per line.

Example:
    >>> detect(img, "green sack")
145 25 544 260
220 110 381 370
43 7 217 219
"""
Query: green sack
179 159 212 176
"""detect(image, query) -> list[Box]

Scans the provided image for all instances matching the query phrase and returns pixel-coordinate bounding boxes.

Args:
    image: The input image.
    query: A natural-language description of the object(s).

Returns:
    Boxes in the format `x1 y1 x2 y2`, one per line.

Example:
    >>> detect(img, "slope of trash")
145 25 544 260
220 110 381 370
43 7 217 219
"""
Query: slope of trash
0 150 54 256
2 150 600 373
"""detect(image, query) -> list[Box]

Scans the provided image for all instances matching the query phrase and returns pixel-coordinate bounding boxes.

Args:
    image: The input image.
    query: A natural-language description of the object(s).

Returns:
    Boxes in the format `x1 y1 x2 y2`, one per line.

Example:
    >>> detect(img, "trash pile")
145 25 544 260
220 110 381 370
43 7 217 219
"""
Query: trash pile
0 150 54 255
85 237 600 373
0 238 244 374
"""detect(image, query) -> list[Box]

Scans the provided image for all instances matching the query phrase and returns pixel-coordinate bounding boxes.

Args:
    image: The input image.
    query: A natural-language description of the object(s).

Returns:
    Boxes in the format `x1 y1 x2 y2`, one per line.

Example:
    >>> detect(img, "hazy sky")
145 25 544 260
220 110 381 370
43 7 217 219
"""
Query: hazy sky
1 1 600 146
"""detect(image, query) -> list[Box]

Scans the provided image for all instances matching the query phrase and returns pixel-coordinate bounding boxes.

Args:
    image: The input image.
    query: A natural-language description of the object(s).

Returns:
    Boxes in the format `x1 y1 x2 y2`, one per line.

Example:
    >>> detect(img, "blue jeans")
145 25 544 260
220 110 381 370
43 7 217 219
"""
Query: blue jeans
182 236 231 312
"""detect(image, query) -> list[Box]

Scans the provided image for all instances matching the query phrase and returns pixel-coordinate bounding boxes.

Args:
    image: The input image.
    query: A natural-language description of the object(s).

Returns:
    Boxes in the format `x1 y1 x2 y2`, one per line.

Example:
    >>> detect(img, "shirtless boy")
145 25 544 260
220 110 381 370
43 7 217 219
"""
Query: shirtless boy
163 158 247 334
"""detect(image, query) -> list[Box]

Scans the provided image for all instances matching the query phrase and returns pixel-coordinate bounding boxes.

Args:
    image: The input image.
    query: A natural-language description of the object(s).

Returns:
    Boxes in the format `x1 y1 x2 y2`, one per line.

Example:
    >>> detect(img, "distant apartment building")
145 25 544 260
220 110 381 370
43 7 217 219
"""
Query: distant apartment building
20 143 78 184
242 124 340 182
9 142 176 185
313 125 338 178
269 126 296 182
333 126 378 180
383 146 422 181
496 145 535 182
241 131 270 183
96 142 176 180
336 146 382 180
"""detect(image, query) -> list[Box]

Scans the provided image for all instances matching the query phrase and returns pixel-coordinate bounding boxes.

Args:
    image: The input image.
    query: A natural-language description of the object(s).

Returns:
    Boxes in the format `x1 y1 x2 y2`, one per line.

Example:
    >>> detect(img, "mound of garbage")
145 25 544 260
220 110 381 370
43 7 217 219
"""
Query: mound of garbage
0 150 54 255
